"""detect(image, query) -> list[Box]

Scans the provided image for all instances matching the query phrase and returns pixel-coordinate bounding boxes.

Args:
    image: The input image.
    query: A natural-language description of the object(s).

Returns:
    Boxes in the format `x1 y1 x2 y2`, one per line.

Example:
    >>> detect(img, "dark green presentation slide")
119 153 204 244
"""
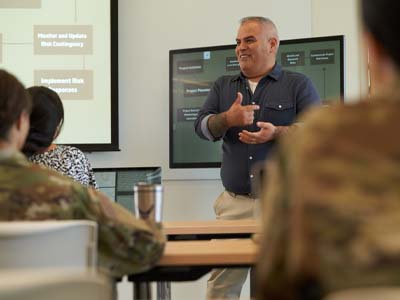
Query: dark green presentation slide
170 36 344 168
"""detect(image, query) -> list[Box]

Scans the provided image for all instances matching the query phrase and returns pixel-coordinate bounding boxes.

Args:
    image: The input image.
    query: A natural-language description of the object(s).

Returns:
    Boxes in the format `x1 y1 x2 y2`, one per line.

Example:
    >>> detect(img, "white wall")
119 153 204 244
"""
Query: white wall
85 0 362 299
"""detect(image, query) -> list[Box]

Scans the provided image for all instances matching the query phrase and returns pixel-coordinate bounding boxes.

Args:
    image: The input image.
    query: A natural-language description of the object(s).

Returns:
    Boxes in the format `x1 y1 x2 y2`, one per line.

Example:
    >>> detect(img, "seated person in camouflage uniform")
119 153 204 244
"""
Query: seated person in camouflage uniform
257 0 400 299
0 69 165 277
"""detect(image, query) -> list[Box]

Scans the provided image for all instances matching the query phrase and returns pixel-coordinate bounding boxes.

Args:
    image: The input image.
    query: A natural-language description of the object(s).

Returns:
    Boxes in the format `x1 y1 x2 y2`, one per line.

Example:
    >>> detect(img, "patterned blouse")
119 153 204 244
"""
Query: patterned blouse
29 145 98 189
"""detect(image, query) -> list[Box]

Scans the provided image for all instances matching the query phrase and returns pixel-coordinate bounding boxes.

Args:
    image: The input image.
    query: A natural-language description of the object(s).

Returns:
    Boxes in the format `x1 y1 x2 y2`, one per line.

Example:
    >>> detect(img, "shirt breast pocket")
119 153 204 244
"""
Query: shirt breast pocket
262 101 296 126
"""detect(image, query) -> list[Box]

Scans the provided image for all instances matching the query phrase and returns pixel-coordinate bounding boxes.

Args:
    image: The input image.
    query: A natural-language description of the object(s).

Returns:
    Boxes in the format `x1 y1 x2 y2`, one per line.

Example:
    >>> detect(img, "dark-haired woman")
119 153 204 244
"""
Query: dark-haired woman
22 86 98 189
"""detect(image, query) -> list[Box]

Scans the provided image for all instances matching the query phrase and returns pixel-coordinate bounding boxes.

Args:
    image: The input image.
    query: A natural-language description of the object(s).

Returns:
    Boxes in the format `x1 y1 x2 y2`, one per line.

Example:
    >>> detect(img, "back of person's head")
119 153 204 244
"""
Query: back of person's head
0 69 31 140
22 86 64 157
361 0 400 69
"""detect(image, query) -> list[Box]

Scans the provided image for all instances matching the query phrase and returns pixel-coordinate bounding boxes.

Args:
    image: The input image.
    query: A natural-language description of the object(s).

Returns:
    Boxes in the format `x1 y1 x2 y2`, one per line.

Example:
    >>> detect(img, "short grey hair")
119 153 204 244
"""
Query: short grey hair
239 16 279 40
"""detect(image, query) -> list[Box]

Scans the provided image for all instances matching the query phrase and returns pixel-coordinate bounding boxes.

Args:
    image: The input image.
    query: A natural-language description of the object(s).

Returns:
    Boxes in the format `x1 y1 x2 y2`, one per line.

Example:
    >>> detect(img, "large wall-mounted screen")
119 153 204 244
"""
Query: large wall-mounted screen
0 0 118 151
170 35 344 168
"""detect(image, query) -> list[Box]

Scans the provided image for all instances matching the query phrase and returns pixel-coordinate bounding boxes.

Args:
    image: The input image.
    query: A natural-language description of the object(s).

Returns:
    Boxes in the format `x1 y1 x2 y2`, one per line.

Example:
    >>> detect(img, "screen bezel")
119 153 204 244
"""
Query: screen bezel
169 35 345 169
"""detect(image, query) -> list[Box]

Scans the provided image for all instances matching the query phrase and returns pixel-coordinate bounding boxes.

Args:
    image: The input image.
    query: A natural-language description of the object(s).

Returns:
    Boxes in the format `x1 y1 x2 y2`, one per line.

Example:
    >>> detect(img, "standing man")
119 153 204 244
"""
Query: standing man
194 17 320 299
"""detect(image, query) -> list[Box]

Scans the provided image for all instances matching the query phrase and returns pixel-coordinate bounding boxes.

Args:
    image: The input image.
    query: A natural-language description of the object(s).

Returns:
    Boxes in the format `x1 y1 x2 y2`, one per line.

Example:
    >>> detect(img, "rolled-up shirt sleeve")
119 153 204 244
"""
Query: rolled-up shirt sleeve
200 114 217 141
194 79 223 142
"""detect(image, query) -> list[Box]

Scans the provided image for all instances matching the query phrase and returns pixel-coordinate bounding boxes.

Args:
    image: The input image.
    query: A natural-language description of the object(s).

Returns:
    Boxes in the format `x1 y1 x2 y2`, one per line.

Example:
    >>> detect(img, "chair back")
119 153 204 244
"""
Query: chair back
0 220 97 271
0 270 112 300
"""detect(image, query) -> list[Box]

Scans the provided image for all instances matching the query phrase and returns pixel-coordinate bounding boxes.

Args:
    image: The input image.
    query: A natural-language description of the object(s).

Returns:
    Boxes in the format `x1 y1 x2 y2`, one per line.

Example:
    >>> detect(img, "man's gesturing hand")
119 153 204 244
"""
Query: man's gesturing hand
238 122 277 144
225 92 259 127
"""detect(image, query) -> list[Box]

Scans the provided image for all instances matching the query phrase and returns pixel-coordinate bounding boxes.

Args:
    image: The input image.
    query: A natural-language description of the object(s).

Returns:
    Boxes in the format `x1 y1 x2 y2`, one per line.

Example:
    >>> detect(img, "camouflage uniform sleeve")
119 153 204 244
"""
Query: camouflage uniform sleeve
75 186 166 277
257 122 323 300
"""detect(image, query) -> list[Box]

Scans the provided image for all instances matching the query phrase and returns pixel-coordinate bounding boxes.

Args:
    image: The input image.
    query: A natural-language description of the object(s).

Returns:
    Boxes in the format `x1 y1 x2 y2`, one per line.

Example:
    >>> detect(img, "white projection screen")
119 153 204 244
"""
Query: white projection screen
0 0 118 151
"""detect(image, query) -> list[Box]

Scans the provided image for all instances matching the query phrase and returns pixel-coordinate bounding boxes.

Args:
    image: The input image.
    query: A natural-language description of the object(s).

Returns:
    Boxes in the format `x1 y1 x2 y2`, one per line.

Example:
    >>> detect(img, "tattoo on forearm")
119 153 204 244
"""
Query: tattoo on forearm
208 113 229 139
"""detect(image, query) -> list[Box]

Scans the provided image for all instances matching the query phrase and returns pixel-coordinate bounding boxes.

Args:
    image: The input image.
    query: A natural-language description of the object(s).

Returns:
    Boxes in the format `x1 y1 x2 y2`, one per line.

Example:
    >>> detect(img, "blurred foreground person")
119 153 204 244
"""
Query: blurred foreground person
257 0 400 299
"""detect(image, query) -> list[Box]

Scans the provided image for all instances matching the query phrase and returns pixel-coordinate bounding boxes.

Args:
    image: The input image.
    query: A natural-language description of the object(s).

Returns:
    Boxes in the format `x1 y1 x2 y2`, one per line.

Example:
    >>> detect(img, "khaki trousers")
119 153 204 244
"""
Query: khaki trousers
206 191 259 300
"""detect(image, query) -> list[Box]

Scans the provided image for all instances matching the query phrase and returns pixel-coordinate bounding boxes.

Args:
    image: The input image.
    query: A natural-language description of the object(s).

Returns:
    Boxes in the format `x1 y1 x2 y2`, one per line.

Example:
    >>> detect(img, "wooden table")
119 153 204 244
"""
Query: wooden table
129 220 261 299
159 239 258 266
163 219 260 240
129 238 258 282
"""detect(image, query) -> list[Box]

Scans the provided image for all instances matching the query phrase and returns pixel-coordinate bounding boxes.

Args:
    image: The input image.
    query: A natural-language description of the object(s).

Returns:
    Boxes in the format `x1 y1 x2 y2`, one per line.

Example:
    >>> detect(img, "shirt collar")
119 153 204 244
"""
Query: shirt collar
231 63 282 82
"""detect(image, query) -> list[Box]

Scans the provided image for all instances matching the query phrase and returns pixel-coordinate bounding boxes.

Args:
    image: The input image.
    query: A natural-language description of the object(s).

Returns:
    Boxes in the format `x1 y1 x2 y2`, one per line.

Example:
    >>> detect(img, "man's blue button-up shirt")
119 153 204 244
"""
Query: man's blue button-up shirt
194 63 321 194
